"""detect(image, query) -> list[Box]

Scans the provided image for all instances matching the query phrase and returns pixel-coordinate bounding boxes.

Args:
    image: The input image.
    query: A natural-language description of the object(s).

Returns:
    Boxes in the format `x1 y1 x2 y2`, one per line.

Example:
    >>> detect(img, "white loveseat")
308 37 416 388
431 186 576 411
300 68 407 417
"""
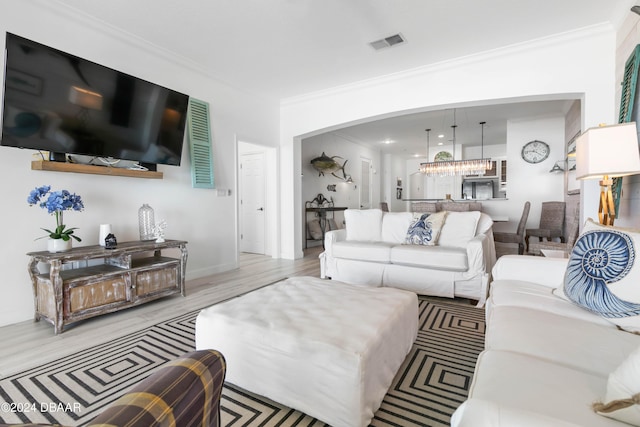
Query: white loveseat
452 252 640 426
320 209 496 306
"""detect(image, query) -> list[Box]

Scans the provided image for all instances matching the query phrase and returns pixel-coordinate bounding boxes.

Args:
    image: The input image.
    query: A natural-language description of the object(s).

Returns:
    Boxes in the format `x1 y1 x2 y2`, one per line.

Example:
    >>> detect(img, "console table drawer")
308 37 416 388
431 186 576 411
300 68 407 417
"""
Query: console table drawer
134 264 179 297
68 276 129 313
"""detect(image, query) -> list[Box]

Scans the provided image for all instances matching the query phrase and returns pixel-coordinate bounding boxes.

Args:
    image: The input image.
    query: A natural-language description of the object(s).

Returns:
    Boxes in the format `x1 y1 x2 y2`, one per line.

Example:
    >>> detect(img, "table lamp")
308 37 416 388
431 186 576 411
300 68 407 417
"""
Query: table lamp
576 122 640 225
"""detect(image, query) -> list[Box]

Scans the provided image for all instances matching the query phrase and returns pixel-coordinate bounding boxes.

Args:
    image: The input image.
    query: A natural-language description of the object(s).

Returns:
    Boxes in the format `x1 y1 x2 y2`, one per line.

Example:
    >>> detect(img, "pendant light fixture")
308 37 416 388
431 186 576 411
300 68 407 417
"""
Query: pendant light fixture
419 111 492 176
425 128 431 161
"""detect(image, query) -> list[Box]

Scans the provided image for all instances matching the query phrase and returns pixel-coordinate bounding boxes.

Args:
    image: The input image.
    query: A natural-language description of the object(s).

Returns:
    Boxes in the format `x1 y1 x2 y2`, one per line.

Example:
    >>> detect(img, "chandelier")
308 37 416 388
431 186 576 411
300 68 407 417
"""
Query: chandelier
420 113 492 177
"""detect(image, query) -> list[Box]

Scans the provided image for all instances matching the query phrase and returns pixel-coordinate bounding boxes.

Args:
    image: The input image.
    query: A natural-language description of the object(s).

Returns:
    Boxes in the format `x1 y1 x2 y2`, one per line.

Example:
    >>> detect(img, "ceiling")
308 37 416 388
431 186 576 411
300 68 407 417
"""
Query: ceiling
54 0 632 100
52 0 634 158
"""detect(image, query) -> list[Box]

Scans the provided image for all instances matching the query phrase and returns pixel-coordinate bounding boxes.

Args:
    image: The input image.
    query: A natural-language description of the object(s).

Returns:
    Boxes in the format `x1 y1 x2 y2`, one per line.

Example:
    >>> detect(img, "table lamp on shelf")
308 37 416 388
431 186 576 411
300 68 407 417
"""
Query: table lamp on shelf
575 122 640 226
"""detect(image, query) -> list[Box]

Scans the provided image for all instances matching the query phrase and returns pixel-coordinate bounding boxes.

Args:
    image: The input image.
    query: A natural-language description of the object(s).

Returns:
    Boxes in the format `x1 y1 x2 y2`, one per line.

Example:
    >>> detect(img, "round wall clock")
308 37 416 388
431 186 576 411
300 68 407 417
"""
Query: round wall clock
521 140 550 164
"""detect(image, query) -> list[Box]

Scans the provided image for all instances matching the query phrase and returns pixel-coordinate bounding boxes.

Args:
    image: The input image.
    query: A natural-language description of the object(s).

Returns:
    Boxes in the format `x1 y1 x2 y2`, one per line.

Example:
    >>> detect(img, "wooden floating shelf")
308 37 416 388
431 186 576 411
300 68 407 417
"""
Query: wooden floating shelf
31 160 163 179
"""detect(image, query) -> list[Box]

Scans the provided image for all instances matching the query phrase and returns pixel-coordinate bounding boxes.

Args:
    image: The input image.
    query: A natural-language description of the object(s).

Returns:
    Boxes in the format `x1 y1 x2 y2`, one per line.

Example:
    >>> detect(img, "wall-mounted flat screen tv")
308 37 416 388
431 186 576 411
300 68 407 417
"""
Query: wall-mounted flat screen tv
1 33 189 167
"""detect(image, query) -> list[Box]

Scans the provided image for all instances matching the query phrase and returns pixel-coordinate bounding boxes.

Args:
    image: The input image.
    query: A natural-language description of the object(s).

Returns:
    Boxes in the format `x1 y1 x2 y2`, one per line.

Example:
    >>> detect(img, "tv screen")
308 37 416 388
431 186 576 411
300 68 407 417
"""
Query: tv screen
1 33 189 166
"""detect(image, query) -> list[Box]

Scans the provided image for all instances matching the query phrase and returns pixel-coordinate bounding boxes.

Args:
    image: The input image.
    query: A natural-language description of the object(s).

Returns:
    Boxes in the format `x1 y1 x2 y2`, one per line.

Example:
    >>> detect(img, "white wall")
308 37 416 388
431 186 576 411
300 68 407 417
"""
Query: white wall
0 2 279 327
485 116 566 233
281 25 616 259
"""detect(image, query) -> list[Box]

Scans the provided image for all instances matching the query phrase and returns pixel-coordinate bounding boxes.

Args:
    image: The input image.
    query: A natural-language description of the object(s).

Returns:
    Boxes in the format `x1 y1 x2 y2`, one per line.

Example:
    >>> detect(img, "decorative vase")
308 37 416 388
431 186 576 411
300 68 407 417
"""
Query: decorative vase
138 204 155 241
48 238 72 253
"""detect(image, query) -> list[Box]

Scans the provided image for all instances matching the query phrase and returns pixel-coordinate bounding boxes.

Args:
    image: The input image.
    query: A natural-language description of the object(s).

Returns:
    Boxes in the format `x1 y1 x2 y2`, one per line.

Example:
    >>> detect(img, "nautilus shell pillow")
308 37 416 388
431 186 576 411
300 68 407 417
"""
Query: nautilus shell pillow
564 219 640 332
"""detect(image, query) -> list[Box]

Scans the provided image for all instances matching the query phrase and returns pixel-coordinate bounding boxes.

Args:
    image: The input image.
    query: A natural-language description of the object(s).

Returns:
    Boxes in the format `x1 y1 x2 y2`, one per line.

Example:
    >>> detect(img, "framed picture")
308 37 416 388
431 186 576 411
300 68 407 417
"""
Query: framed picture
5 68 43 96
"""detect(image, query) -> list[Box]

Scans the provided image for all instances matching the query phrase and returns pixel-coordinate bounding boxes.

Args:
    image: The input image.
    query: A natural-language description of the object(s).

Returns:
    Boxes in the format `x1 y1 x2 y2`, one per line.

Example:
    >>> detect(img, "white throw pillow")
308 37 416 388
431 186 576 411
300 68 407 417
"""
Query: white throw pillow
381 212 414 244
405 211 447 246
344 209 382 241
563 219 640 332
437 211 481 248
476 212 494 235
594 345 640 425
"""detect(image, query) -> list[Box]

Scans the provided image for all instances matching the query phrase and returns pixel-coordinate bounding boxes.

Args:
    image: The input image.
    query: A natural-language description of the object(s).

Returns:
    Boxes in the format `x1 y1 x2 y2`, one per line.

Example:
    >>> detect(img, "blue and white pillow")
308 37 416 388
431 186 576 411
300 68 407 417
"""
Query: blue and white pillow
564 219 640 332
405 211 447 246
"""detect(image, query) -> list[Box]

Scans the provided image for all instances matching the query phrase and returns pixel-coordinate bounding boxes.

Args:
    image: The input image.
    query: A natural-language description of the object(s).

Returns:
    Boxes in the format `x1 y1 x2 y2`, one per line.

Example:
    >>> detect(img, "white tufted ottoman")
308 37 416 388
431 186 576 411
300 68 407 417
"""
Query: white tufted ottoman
195 276 418 427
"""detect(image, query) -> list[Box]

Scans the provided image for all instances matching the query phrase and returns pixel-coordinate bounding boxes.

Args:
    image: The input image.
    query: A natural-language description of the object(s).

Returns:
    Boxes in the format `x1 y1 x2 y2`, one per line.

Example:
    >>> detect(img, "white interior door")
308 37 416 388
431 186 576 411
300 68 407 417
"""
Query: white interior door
240 152 265 254
359 157 372 209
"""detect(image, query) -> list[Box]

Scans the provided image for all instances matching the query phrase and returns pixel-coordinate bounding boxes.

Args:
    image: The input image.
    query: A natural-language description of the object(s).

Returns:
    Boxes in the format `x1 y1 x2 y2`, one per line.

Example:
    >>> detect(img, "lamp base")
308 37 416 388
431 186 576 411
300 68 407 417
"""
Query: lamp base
599 175 615 226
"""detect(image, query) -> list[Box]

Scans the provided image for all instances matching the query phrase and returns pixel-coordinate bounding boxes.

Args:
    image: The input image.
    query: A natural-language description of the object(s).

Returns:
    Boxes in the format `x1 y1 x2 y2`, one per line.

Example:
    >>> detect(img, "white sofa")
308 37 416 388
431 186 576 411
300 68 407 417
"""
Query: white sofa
452 253 640 426
320 209 496 306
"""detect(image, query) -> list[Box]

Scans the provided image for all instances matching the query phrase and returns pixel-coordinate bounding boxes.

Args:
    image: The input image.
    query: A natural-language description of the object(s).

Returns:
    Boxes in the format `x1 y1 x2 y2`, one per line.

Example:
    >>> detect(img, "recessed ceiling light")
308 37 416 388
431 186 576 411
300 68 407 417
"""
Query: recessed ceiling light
438 142 443 146
382 139 395 144
438 134 444 138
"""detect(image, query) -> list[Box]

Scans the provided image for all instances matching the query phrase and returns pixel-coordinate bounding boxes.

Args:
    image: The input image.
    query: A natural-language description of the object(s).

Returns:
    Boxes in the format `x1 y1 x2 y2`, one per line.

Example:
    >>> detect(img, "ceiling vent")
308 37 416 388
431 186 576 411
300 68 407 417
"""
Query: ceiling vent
369 33 406 51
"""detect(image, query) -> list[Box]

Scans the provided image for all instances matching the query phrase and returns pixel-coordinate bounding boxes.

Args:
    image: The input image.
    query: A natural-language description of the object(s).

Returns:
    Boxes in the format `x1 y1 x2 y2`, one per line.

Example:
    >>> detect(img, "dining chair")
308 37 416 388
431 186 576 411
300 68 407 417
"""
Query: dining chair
525 201 566 252
493 201 531 255
528 204 580 256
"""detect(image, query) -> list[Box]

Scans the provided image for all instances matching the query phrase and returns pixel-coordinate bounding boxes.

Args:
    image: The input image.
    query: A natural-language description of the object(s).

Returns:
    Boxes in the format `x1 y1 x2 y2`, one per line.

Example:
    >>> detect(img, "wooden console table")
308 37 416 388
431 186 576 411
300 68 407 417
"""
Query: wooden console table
27 240 187 334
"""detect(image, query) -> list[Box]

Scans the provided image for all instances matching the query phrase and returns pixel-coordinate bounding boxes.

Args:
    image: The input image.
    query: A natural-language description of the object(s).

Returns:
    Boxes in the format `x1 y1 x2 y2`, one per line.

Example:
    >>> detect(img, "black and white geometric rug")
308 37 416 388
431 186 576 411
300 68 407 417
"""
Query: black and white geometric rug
0 296 485 426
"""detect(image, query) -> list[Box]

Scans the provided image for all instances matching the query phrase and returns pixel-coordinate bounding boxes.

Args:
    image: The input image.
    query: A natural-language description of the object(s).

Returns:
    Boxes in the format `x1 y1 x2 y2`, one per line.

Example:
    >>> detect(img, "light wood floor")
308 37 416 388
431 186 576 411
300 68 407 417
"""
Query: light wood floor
0 247 323 378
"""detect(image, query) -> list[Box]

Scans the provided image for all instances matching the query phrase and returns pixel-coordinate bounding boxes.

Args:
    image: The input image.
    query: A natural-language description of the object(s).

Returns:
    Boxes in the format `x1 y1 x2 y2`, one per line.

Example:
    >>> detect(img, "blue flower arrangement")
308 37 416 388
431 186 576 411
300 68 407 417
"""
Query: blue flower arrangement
27 185 84 242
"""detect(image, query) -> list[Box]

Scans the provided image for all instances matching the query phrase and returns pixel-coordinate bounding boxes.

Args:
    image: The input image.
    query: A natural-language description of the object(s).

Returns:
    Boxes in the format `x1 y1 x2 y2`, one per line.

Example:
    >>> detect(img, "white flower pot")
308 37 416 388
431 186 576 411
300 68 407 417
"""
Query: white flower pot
48 238 72 253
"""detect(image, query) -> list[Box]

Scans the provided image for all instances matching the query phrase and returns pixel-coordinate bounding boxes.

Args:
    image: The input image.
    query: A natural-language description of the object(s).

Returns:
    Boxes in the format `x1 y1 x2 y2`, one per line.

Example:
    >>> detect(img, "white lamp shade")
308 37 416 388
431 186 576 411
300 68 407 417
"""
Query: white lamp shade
576 122 640 180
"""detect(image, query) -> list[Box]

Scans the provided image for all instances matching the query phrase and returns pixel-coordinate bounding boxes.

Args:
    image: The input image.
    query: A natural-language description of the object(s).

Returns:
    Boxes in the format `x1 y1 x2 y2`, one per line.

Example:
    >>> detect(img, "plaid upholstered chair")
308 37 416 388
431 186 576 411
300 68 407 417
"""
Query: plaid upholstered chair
87 350 226 427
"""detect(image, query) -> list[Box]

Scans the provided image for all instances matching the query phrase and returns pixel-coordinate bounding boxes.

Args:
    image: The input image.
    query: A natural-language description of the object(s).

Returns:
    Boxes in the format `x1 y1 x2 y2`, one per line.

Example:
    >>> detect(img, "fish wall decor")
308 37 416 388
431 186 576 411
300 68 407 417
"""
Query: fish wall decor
310 152 349 180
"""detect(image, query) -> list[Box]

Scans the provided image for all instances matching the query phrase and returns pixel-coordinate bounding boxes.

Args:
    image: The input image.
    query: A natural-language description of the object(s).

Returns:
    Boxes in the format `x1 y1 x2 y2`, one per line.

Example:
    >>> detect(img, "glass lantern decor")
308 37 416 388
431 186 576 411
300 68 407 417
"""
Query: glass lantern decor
138 204 155 241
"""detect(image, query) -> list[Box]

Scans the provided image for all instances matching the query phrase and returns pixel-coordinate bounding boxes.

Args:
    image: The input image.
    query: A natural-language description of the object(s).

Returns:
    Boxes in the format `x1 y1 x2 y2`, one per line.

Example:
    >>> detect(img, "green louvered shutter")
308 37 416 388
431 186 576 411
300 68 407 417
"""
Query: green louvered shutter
612 45 640 218
187 98 215 188
619 45 640 124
